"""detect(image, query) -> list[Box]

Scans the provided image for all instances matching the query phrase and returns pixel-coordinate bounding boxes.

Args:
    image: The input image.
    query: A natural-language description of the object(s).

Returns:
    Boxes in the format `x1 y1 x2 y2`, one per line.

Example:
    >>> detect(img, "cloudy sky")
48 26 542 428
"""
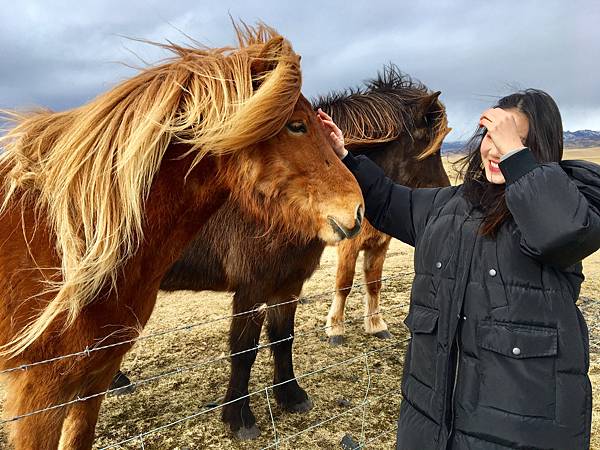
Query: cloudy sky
1 0 598 141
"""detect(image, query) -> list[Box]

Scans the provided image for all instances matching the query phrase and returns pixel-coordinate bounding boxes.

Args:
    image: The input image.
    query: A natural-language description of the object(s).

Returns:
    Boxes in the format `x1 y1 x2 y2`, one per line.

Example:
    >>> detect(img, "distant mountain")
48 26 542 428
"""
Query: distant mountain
442 129 600 154
563 130 600 148
441 141 467 154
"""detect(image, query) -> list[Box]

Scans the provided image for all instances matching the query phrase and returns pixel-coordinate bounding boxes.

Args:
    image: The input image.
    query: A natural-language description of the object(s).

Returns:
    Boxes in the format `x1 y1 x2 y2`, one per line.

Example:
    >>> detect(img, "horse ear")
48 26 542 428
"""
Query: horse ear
416 91 442 114
250 36 286 90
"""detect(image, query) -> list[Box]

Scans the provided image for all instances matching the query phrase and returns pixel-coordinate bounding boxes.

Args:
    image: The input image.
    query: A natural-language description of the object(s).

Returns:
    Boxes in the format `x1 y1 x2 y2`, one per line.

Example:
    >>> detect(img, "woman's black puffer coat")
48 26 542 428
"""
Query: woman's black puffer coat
342 148 600 449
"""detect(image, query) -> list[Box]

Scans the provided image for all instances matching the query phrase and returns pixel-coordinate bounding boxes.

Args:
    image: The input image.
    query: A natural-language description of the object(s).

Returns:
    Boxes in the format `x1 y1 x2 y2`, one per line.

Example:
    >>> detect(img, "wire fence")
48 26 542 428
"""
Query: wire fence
99 340 408 450
0 270 416 449
0 270 413 376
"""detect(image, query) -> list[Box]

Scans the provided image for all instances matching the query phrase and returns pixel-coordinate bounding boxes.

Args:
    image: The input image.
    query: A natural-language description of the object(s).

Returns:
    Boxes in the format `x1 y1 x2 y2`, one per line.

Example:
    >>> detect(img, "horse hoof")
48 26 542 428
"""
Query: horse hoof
109 372 136 396
373 330 392 340
284 397 314 413
234 424 261 440
328 335 345 346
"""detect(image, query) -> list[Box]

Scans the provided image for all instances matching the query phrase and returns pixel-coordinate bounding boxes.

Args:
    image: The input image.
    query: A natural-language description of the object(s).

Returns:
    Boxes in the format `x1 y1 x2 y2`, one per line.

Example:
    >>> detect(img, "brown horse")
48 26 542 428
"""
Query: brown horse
112 66 450 440
325 68 452 344
0 24 363 450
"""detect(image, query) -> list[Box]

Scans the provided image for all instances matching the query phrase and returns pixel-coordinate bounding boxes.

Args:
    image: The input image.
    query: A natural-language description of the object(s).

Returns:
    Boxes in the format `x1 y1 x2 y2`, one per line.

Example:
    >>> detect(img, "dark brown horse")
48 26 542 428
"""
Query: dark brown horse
0 25 363 450
325 68 452 344
113 66 451 440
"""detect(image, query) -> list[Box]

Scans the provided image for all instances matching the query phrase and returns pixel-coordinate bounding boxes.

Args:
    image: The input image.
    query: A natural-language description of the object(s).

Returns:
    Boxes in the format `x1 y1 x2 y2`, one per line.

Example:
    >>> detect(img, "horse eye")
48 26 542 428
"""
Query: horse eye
286 121 307 134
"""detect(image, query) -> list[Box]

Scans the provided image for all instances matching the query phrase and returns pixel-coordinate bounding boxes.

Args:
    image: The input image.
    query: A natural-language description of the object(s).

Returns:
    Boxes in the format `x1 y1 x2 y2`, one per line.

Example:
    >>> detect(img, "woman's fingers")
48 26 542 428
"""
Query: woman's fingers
319 119 335 133
317 108 333 121
480 108 514 126
316 108 347 158
317 111 333 126
317 115 333 130
480 108 512 124
320 119 337 130
328 128 343 145
479 108 499 124
320 118 343 138
479 117 493 129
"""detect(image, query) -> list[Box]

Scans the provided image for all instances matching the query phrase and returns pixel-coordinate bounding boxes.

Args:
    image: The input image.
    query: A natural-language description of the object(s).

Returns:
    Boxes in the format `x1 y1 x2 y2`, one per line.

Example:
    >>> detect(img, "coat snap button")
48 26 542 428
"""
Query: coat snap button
512 347 521 356
489 268 497 277
435 261 442 269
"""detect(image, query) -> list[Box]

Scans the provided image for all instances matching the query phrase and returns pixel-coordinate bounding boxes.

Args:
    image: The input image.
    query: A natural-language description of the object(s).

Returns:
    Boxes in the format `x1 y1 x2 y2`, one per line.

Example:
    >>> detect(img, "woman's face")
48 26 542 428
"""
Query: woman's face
480 108 529 184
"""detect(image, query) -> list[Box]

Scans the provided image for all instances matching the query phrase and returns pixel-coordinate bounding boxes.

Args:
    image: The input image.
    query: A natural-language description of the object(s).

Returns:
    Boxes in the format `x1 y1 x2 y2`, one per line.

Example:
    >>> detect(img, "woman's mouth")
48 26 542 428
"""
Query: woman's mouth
489 160 501 174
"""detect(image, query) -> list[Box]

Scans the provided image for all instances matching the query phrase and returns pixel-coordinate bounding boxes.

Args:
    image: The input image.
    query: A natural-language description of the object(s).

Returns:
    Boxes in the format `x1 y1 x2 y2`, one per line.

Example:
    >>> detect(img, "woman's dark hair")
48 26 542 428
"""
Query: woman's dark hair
458 89 563 236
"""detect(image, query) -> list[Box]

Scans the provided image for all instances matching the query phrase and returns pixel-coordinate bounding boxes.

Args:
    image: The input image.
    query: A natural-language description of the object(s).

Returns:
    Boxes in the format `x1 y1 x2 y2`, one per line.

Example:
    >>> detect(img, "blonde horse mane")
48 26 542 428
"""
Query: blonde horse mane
0 22 302 357
314 64 450 160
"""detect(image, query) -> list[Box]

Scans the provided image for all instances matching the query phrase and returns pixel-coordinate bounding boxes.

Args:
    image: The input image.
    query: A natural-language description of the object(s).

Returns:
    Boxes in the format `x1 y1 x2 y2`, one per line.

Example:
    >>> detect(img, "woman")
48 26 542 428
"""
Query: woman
318 89 600 450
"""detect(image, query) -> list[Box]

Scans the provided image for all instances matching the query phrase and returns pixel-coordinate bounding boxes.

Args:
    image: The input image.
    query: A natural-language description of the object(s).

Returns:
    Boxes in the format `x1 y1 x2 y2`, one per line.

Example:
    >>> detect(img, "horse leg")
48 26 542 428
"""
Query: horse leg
57 358 123 449
326 240 359 345
363 238 392 339
267 289 313 414
4 368 69 450
221 287 265 440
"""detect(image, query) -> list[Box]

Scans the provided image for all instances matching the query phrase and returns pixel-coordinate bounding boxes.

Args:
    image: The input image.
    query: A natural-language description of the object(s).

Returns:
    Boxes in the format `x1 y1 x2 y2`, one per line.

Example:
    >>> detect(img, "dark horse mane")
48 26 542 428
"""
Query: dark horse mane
312 63 447 159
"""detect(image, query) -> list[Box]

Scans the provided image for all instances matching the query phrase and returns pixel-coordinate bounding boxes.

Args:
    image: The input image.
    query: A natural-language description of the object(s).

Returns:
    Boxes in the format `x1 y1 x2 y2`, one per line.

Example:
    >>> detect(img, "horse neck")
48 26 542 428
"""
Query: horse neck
350 141 409 183
121 145 229 294
350 139 450 188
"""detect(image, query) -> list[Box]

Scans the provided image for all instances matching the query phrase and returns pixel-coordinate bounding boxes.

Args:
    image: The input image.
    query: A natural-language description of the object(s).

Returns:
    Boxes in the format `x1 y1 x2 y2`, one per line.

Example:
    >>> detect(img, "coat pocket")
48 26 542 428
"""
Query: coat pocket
404 305 439 389
477 321 557 419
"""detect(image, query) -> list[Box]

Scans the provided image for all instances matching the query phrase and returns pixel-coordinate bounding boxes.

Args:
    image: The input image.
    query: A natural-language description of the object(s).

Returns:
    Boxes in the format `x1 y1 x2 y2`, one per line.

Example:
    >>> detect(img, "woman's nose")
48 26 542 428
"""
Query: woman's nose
488 145 502 159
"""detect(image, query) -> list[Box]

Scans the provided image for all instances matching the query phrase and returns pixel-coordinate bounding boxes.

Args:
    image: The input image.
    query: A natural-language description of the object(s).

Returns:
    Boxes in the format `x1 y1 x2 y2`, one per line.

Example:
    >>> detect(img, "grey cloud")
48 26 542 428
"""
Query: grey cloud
0 0 598 140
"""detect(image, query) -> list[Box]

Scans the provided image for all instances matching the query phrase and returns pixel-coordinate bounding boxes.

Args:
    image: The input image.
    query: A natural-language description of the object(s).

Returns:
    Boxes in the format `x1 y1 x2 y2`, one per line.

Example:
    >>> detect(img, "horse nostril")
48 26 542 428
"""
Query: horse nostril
355 204 364 226
327 213 363 241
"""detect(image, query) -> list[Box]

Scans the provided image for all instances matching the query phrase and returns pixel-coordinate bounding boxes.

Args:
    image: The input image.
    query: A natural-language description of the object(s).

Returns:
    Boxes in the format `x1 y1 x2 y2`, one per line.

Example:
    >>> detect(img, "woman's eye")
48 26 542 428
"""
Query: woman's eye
286 122 307 134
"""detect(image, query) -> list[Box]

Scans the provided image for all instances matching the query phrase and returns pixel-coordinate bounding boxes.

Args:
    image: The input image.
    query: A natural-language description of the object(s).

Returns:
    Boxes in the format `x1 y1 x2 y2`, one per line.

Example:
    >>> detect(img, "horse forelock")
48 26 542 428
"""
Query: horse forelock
0 21 302 356
417 104 450 160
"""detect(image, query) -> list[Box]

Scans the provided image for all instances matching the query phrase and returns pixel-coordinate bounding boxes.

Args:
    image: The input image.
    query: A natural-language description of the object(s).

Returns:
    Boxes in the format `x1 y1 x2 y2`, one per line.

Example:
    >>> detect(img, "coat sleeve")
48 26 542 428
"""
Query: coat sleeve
499 148 600 267
342 152 453 247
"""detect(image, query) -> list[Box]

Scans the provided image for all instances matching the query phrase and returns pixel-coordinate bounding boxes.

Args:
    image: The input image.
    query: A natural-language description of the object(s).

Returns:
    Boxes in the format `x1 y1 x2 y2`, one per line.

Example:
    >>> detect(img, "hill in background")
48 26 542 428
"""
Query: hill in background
564 130 600 148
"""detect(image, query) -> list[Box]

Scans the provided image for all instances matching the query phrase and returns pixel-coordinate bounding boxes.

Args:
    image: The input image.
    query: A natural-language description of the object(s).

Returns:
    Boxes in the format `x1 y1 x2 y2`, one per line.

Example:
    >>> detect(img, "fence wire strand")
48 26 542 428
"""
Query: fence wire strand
0 271 414 376
265 387 279 450
359 353 372 446
1 298 411 425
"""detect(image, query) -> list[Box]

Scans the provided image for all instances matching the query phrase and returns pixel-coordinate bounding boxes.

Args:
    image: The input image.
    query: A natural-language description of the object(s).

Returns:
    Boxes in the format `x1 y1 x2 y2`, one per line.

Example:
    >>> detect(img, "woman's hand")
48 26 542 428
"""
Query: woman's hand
479 108 526 156
317 108 348 159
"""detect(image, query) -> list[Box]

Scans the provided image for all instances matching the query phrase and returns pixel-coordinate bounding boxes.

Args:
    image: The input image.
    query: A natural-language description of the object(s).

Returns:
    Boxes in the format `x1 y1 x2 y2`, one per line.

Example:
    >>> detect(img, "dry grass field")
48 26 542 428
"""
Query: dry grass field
564 147 600 165
1 148 600 449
